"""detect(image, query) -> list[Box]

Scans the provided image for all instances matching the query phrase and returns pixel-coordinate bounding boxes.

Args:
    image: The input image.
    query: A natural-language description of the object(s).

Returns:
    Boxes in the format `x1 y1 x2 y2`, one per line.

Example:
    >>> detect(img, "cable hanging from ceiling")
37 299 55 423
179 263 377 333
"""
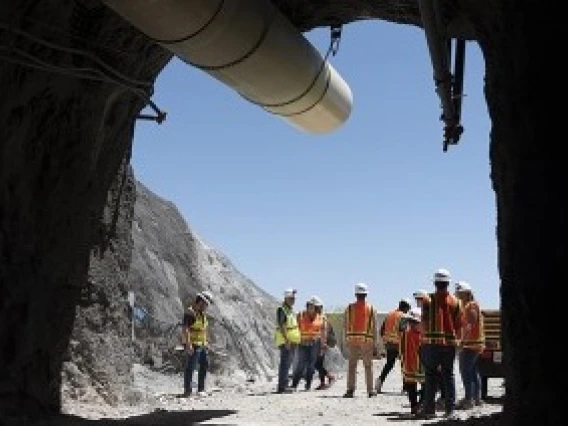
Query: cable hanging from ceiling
0 22 167 124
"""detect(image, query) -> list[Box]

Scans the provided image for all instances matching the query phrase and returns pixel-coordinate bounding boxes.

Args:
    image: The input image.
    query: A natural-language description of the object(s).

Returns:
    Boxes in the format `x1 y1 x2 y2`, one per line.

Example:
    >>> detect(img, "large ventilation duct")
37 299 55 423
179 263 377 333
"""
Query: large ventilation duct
103 0 353 134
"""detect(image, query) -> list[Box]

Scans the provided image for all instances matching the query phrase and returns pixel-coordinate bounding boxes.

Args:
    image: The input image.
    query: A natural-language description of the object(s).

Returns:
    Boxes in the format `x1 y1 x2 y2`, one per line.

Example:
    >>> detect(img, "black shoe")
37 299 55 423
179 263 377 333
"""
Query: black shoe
444 410 458 419
343 389 354 398
415 408 436 420
177 392 191 398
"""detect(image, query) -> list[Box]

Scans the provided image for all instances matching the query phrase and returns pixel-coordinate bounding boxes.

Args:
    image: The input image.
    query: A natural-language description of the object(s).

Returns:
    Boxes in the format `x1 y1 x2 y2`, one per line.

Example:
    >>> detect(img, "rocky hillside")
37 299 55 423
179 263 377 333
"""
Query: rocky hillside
128 180 280 381
63 177 279 407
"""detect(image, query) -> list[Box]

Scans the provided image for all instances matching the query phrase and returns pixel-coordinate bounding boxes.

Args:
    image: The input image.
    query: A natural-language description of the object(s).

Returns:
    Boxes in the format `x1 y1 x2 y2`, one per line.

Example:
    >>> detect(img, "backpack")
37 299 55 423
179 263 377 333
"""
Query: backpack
326 322 337 348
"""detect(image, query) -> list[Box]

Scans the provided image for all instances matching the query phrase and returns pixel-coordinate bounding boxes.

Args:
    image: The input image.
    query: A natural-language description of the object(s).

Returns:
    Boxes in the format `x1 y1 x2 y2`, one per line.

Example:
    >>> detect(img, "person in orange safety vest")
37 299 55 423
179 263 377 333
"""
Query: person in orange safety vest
343 282 378 398
376 298 412 393
291 296 324 390
455 281 485 409
417 268 463 419
400 307 425 416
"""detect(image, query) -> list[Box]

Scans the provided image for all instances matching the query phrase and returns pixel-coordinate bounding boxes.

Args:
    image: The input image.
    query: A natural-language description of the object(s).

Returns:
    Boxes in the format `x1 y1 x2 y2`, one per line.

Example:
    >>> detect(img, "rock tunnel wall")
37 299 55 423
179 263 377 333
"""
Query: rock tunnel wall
0 0 170 419
0 0 562 424
61 162 137 407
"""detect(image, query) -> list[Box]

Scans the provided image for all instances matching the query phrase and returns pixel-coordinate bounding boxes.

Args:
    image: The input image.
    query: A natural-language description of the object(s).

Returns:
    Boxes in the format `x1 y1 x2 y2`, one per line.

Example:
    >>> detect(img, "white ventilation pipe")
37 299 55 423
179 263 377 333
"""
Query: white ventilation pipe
103 0 353 134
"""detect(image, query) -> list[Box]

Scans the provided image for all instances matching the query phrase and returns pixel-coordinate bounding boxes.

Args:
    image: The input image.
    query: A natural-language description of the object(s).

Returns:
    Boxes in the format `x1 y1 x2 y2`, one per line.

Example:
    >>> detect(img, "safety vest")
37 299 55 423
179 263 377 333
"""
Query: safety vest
275 304 301 347
461 300 485 352
382 310 405 345
422 291 462 346
345 301 375 345
298 312 323 342
189 309 208 347
400 327 424 384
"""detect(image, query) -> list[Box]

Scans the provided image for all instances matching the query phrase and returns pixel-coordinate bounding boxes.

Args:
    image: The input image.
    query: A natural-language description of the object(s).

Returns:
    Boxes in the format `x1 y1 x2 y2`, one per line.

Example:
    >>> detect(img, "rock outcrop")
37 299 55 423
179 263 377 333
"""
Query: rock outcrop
128 180 279 381
0 0 560 424
62 162 137 407
62 179 279 407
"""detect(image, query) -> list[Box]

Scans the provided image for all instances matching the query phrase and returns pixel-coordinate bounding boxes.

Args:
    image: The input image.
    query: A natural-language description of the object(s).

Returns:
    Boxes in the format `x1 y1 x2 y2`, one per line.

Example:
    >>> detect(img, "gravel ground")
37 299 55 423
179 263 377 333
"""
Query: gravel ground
51 359 504 425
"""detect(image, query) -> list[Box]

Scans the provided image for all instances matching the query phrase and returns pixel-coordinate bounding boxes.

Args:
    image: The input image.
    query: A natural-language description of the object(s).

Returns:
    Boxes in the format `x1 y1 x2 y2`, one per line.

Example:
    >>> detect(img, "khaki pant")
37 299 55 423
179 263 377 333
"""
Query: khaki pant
346 341 374 393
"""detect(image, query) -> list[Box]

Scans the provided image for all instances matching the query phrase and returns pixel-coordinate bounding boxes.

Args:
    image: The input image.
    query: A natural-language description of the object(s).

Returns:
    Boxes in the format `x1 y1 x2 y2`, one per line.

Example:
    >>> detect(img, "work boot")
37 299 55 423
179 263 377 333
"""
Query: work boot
444 410 458 420
415 407 436 420
343 389 354 398
368 390 377 398
456 398 474 410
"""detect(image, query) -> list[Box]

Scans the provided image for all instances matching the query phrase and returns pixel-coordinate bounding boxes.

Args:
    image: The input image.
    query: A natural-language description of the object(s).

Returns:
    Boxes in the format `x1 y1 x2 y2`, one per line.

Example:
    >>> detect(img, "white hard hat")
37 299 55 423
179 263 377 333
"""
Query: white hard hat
433 268 451 283
413 289 428 299
197 291 213 305
354 282 368 295
284 288 297 298
455 281 472 293
407 307 422 322
309 295 323 307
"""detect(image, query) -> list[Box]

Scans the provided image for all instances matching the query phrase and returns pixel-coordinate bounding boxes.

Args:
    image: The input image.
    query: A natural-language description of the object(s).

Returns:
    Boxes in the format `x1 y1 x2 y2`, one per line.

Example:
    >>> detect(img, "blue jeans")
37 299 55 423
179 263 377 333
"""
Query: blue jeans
184 345 208 394
292 342 319 389
421 344 457 414
277 344 295 392
459 348 481 401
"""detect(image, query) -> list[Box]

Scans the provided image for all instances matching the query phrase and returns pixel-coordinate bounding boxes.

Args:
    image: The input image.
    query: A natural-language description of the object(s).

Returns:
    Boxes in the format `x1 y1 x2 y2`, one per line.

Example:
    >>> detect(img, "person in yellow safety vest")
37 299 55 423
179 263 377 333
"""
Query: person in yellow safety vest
180 290 213 397
400 307 425 416
454 281 485 409
290 296 324 390
376 298 412 393
417 268 463 420
343 282 378 398
274 288 301 393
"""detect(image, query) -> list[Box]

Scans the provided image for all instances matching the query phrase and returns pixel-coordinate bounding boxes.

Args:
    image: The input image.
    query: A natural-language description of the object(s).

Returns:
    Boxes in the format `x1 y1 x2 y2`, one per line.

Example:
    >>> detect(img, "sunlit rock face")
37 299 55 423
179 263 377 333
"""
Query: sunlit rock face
127 181 279 382
62 180 279 409
0 0 558 424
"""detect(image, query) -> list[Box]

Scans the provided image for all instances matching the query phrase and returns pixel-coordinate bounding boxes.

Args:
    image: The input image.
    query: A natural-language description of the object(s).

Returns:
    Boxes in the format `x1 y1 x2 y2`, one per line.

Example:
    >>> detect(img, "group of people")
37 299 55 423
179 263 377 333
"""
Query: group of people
274 267 486 420
274 289 337 393
177 267 485 420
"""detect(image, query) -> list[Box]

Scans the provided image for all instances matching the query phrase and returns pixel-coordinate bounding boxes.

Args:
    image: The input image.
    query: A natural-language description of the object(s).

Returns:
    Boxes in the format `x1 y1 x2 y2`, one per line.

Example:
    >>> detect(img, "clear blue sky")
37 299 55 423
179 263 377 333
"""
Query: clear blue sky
132 20 499 311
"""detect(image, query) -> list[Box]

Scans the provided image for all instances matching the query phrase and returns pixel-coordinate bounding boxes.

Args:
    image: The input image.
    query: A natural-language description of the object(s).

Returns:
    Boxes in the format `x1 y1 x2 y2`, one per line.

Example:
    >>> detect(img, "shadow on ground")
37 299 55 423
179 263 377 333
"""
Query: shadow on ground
29 409 237 425
373 411 418 422
431 412 501 425
373 411 502 425
480 396 504 406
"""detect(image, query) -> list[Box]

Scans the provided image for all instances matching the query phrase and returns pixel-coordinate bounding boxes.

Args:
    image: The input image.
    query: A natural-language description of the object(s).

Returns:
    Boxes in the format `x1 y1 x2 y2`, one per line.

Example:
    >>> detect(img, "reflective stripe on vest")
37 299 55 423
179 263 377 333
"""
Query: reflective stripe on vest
461 301 485 351
383 310 404 345
422 292 461 346
400 328 424 383
346 301 375 344
189 312 208 346
298 312 323 341
275 304 301 346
